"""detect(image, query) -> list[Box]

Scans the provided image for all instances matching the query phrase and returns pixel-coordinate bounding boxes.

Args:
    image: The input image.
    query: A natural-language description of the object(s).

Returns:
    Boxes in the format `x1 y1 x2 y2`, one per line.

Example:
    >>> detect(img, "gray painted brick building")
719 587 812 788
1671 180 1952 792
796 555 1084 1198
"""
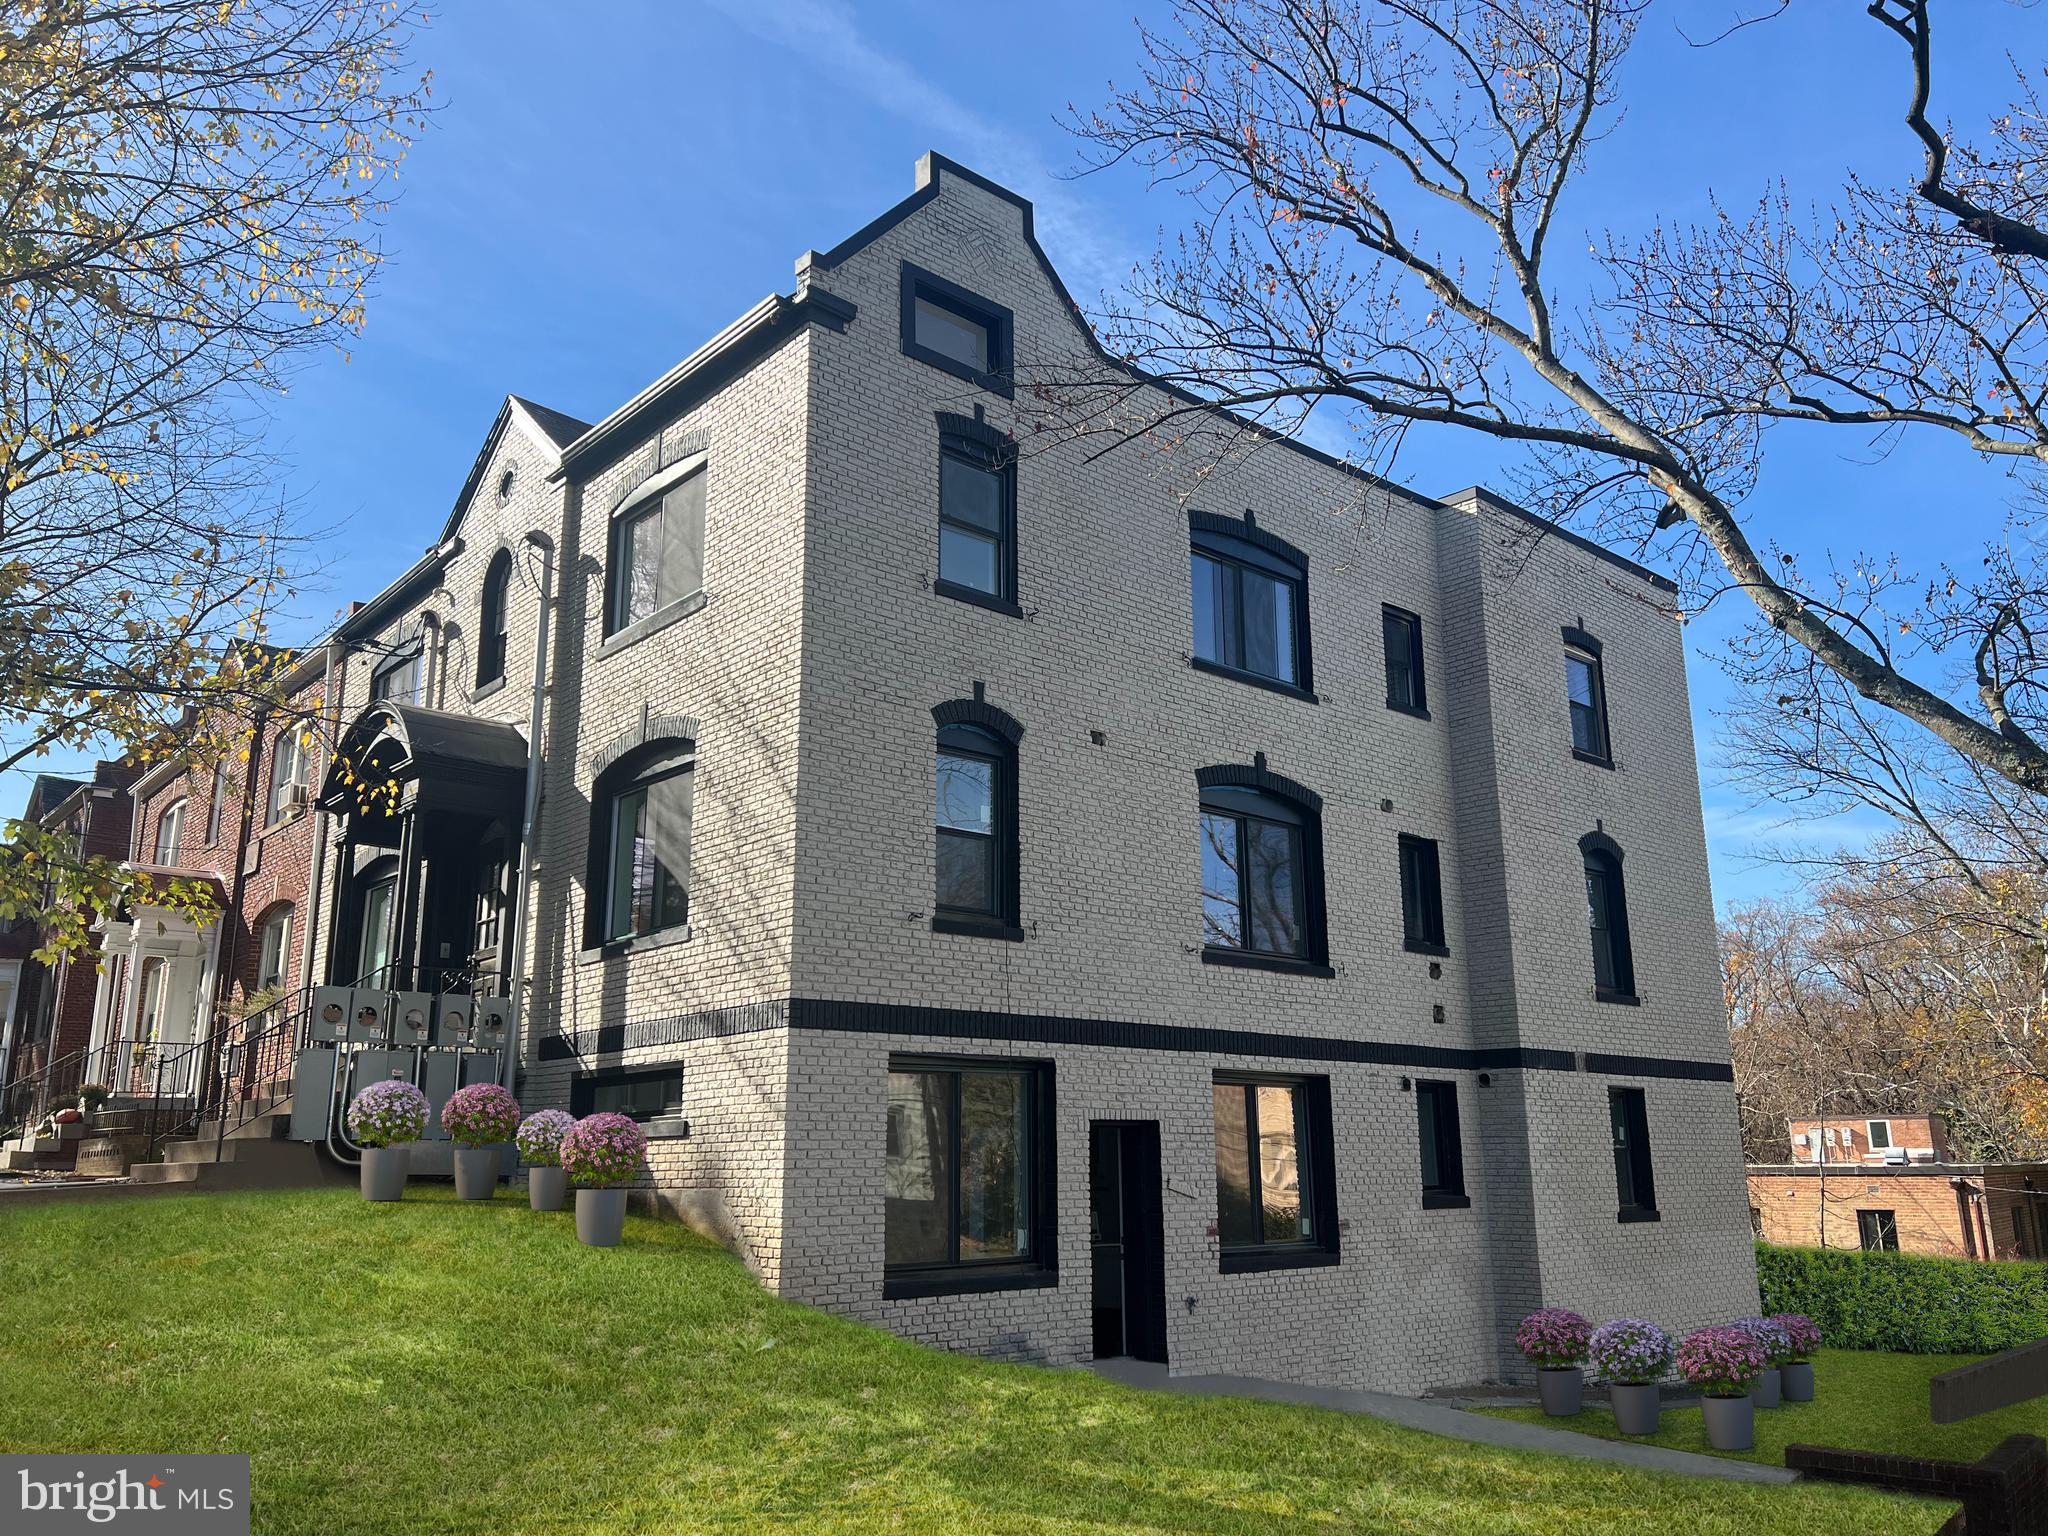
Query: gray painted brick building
273 153 1756 1393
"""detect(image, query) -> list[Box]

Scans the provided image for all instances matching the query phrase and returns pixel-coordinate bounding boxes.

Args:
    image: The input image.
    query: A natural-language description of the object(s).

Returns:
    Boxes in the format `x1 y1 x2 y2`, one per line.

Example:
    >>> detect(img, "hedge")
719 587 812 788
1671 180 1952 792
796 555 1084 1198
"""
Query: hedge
1757 1242 2048 1354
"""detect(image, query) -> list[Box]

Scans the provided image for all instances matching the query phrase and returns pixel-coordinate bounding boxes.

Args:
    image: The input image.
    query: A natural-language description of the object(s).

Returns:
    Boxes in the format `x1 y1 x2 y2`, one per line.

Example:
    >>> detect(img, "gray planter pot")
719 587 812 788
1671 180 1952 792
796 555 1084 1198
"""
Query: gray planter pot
452 1145 498 1200
1702 1393 1754 1451
1608 1382 1662 1436
1536 1367 1584 1417
1753 1365 1782 1408
528 1165 568 1212
1781 1360 1815 1402
575 1186 628 1247
360 1145 408 1202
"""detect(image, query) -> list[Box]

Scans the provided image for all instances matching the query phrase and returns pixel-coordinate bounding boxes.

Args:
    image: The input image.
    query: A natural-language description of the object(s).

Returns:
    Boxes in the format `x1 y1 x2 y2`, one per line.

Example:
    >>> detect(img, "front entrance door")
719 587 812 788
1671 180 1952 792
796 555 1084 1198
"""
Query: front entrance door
1090 1121 1168 1364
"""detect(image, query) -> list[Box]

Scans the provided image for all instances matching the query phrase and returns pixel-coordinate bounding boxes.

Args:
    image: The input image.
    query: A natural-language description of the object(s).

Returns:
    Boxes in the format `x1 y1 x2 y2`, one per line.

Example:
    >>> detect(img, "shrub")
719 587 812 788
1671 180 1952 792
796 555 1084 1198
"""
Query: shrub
76 1083 110 1109
1731 1314 1793 1367
558 1112 646 1188
1757 1242 2048 1354
1515 1309 1592 1369
439 1084 520 1148
515 1109 577 1167
347 1080 430 1149
1772 1312 1822 1360
1588 1318 1671 1384
1675 1325 1768 1397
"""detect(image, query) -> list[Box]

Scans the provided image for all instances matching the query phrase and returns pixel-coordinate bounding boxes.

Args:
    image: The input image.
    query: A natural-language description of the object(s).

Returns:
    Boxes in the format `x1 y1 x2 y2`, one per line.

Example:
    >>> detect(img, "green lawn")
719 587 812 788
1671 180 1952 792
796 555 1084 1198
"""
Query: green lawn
0 1188 1952 1535
1476 1349 2043 1465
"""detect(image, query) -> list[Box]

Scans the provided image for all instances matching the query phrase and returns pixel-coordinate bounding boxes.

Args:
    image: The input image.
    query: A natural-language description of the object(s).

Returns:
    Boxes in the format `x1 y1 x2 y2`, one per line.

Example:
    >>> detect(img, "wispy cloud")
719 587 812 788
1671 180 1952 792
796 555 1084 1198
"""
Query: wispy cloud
699 0 1134 304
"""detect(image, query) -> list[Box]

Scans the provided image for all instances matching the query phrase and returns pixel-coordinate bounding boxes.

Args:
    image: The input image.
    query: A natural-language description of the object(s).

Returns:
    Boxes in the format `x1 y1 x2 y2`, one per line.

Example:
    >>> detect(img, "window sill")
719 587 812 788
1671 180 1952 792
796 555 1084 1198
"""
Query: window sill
596 589 708 660
931 915 1025 943
1403 938 1450 958
1617 1206 1662 1225
1218 1245 1340 1275
578 924 694 964
1200 946 1334 979
471 675 508 705
883 1264 1054 1300
1594 987 1640 1007
1422 1191 1472 1211
642 1115 691 1140
256 808 309 841
934 578 1023 618
1189 655 1318 704
1385 700 1431 721
1572 748 1615 770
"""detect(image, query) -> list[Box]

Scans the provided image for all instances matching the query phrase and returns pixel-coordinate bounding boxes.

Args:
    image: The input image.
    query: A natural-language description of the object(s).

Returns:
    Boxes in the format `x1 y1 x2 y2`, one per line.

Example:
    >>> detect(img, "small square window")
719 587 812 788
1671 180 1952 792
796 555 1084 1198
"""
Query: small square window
1857 1208 1899 1252
1383 606 1427 715
1398 835 1446 954
573 1066 684 1123
901 264 1013 396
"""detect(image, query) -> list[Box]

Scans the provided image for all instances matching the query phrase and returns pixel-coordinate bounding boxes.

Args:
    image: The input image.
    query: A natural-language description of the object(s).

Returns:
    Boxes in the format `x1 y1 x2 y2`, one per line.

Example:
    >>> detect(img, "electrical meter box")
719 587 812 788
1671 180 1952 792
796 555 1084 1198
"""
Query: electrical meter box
433 994 473 1048
474 998 513 1053
390 993 434 1049
308 989 352 1044
346 991 390 1045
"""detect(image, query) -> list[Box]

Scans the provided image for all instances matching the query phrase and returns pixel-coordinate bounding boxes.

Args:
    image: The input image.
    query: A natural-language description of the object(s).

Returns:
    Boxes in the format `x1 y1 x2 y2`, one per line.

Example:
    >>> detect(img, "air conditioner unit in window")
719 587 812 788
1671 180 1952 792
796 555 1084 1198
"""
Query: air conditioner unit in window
285 782 310 812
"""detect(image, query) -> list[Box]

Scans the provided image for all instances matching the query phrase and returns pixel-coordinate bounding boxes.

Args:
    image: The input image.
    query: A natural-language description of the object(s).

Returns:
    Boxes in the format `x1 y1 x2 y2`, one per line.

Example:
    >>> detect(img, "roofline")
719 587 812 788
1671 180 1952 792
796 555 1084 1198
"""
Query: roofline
1439 487 1679 594
438 395 580 546
1745 1161 2045 1178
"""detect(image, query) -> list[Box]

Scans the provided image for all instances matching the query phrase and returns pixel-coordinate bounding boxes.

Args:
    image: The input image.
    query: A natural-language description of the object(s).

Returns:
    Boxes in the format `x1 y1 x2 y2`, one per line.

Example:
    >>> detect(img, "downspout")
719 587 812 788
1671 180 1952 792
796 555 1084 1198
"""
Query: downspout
499 531 555 1090
296 640 345 1000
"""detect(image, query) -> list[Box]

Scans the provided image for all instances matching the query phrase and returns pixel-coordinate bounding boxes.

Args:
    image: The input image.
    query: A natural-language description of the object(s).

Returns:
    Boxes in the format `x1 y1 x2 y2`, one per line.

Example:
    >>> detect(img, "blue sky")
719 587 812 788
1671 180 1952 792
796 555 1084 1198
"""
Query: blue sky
18 1 2025 912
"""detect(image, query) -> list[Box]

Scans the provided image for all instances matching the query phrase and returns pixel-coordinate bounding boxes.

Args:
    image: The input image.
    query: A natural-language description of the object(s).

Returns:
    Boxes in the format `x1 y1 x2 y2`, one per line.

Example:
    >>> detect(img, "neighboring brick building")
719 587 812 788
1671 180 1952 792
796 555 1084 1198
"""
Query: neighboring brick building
1749 1113 2048 1260
50 154 1757 1393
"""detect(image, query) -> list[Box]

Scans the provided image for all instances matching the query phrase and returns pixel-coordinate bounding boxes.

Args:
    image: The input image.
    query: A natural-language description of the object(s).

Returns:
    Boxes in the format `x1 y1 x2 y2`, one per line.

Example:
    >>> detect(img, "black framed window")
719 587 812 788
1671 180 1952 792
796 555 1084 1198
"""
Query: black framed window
934 413 1017 611
1564 629 1612 763
1857 1208 1900 1252
477 549 512 688
1583 834 1637 1002
1383 606 1427 715
1416 1080 1467 1208
1212 1073 1339 1271
930 700 1024 939
1398 834 1446 954
589 742 694 946
370 648 422 706
573 1065 684 1123
900 263 1014 396
1190 513 1311 696
1609 1086 1658 1222
885 1056 1054 1295
606 466 706 638
1196 764 1330 975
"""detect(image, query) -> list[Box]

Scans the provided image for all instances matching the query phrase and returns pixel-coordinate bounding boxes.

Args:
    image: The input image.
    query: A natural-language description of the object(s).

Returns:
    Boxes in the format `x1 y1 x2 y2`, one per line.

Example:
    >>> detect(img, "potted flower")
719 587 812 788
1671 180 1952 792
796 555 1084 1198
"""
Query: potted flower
1731 1315 1793 1408
76 1083 110 1123
1773 1313 1822 1402
557 1111 646 1247
1676 1325 1769 1451
439 1083 520 1199
347 1079 430 1201
1516 1308 1593 1416
1589 1318 1671 1436
515 1109 576 1212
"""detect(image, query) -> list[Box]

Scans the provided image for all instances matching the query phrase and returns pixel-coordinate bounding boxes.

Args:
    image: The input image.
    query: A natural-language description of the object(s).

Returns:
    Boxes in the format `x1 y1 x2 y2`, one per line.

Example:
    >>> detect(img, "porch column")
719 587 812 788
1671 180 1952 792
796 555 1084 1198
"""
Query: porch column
391 808 422 992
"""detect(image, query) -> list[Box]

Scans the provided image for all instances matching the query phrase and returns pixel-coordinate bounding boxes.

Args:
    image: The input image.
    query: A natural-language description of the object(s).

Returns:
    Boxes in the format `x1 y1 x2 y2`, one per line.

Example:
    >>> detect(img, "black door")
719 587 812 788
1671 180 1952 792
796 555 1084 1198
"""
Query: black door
1090 1121 1168 1364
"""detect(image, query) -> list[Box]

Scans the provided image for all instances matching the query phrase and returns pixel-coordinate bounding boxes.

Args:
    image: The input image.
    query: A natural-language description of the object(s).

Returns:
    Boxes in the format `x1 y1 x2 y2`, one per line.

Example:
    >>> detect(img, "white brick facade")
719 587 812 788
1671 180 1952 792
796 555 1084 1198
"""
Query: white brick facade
310 154 1757 1391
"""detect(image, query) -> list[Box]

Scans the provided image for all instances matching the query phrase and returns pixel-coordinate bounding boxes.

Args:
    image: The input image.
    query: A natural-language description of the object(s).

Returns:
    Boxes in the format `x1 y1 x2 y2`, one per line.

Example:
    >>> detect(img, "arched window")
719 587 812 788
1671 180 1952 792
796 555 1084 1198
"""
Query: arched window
1196 762 1329 973
1581 832 1636 1001
930 700 1023 937
476 548 512 688
254 905 294 994
153 797 186 865
266 724 308 826
588 740 694 945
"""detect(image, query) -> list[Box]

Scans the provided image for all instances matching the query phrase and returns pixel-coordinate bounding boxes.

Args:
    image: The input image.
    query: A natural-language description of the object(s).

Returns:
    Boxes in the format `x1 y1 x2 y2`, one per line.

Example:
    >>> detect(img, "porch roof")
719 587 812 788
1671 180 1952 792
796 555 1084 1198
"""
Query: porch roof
317 701 528 819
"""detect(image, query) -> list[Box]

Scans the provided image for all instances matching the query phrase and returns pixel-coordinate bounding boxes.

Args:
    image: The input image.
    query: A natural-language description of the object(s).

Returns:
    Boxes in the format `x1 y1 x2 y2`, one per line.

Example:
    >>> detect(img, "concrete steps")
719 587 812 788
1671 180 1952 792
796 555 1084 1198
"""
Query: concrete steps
128 1138 340 1190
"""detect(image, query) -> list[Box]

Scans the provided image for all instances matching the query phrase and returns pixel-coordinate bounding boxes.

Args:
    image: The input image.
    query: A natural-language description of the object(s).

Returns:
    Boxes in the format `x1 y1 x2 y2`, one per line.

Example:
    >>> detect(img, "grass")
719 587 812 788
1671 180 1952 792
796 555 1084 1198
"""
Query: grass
0 1188 1955 1536
1475 1350 2044 1466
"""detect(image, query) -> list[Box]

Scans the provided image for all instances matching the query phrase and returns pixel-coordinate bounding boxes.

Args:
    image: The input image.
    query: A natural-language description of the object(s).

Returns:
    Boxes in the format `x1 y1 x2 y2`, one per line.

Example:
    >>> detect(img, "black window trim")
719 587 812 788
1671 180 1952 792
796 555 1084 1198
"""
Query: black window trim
930 698 1024 941
1382 604 1429 718
369 645 422 705
1609 1084 1660 1223
1212 1070 1341 1273
601 456 709 645
1398 832 1449 956
1196 759 1333 977
1415 1078 1470 1210
1188 509 1317 702
933 410 1021 616
475 546 514 692
571 1063 688 1137
883 1051 1057 1298
1581 829 1638 1004
900 263 1014 398
1857 1207 1900 1252
1563 625 1616 768
583 736 696 953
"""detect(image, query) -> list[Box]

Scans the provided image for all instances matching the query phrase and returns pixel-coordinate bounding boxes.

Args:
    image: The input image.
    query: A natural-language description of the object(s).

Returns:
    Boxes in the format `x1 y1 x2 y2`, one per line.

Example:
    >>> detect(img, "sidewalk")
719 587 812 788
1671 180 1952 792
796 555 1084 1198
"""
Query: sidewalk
1085 1358 1799 1485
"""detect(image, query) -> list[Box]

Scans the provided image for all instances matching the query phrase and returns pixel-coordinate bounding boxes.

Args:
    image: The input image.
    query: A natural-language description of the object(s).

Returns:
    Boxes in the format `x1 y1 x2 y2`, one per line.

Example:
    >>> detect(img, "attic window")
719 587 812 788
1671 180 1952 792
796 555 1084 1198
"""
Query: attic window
496 466 517 505
900 263 1013 398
